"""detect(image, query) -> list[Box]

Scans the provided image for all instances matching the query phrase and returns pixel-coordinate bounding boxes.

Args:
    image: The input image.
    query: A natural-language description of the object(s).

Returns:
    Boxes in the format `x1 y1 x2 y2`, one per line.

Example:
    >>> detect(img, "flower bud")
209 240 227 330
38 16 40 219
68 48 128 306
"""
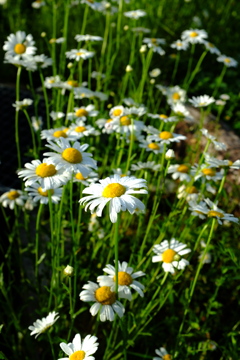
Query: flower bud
165 149 175 160
63 265 74 277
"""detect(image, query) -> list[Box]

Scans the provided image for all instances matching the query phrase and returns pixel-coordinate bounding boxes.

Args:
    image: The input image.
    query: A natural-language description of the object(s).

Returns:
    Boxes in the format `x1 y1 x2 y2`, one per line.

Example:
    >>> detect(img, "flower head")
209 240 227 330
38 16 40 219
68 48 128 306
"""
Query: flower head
80 281 125 321
3 31 37 60
152 239 191 273
0 189 27 210
79 174 147 223
59 333 99 360
153 347 172 360
97 261 145 300
28 311 59 338
189 95 215 107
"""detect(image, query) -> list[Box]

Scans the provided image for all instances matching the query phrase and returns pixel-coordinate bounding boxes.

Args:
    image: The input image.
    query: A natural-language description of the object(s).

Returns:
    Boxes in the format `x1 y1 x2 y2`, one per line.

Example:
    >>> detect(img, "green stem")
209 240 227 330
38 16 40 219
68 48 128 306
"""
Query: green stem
185 50 208 91
15 66 22 169
39 68 51 129
35 203 44 279
114 215 120 295
212 65 227 98
23 109 38 158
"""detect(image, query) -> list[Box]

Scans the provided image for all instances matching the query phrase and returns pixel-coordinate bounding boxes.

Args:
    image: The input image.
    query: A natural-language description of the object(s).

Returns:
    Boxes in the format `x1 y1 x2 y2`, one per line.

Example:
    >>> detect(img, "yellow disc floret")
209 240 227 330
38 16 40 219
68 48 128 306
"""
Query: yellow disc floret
112 109 122 117
67 80 78 87
224 58 231 63
62 148 82 163
148 142 160 150
163 355 172 360
102 183 126 198
159 131 173 140
120 116 131 126
53 130 67 138
202 168 216 177
75 109 88 117
75 126 86 133
95 286 116 305
162 249 177 263
186 186 198 194
36 163 57 178
7 190 20 200
190 31 198 37
69 350 86 360
75 172 86 180
159 114 168 119
207 210 224 218
177 165 189 173
114 271 133 286
38 188 54 197
14 43 26 54
172 92 181 100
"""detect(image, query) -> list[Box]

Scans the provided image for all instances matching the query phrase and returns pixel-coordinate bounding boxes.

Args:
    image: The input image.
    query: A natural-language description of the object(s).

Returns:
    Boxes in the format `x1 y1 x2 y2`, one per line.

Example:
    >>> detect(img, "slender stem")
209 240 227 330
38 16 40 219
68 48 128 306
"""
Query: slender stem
185 50 208 91
39 68 51 129
114 215 120 295
23 109 38 158
212 65 227 98
35 203 44 278
171 51 180 85
15 66 22 169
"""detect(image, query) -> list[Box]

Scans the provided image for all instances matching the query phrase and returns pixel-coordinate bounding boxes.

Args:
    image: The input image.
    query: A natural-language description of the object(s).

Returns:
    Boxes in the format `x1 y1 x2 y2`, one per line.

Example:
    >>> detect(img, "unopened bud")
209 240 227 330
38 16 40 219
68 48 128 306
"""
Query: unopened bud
126 64 133 72
140 45 147 53
165 149 175 160
63 265 74 277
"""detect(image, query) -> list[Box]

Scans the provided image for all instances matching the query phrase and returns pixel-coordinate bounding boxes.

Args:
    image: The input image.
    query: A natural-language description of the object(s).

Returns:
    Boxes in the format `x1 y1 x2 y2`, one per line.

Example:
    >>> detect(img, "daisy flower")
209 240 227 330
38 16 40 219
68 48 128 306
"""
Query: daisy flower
188 95 215 107
217 55 238 68
143 37 166 46
73 171 99 186
171 39 189 51
43 138 97 177
67 105 99 120
59 333 99 360
79 174 147 223
80 281 125 321
25 183 63 204
167 164 192 182
200 128 227 151
149 68 161 77
41 127 79 141
109 105 125 119
97 261 145 301
139 139 164 154
177 184 200 202
32 0 46 8
181 28 208 44
131 161 161 172
171 102 194 122
50 111 65 121
152 239 191 273
124 9 146 19
191 164 223 182
31 116 43 132
95 118 115 134
204 153 238 168
44 75 63 89
153 347 172 360
110 117 145 135
112 168 131 178
65 48 95 61
68 121 99 139
0 189 27 210
29 311 59 338
3 31 37 59
202 40 220 55
147 128 186 145
125 105 147 117
18 159 71 190
147 113 178 123
189 198 239 225
166 85 186 105
34 54 52 68
12 98 33 111
75 34 103 42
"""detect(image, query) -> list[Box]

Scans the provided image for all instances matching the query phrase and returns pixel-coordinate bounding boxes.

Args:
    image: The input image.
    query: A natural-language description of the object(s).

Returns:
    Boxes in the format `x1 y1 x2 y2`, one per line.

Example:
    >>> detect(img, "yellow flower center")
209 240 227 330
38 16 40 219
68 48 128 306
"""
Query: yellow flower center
67 80 78 87
106 119 113 123
163 355 172 360
35 163 57 178
69 350 86 360
186 186 198 194
7 190 20 200
76 51 84 56
120 116 131 126
177 164 189 173
120 174 126 177
114 271 133 286
228 160 233 166
38 188 54 197
224 58 231 63
75 109 88 117
172 92 181 100
159 131 173 140
176 41 182 46
53 130 67 138
202 168 216 177
102 183 126 198
208 42 214 48
151 38 157 44
159 114 168 119
75 172 86 180
62 148 82 163
14 43 26 54
190 31 198 37
162 249 177 263
207 210 224 218
95 286 116 305
148 142 160 150
75 126 86 133
195 210 205 215
112 109 122 117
